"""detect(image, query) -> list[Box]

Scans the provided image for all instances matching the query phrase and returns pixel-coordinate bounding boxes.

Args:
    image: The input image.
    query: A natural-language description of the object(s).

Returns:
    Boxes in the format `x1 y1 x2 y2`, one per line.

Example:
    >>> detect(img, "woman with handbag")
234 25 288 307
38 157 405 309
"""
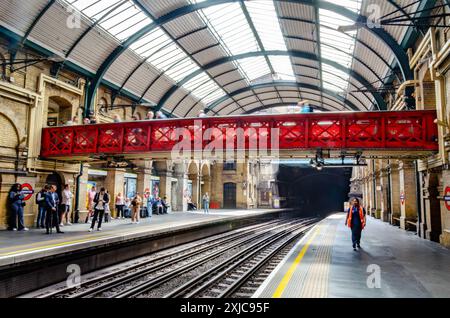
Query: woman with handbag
8 183 28 231
131 193 142 224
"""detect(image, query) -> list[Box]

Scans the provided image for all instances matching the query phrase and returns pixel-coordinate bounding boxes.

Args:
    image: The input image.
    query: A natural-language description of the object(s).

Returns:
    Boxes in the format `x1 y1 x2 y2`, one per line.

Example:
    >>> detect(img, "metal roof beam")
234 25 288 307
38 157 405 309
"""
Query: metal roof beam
206 81 360 112
85 0 411 115
217 88 354 114
157 50 386 111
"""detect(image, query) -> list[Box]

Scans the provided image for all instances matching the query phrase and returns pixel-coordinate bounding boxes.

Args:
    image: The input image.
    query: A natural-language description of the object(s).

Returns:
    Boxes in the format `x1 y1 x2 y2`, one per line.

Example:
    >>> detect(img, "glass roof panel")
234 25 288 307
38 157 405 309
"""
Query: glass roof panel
66 0 227 107
318 0 362 94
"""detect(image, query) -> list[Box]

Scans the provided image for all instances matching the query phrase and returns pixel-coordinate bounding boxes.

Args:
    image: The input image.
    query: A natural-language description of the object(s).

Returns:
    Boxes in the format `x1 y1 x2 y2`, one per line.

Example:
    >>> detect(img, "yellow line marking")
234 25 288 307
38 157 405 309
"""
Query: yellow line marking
0 235 114 257
272 225 322 298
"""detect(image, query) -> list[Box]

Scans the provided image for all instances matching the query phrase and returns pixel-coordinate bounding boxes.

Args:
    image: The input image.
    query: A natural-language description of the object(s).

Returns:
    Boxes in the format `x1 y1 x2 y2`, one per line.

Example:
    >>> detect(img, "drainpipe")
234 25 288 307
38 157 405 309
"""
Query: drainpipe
74 163 84 223
387 162 392 223
414 161 422 237
372 160 377 215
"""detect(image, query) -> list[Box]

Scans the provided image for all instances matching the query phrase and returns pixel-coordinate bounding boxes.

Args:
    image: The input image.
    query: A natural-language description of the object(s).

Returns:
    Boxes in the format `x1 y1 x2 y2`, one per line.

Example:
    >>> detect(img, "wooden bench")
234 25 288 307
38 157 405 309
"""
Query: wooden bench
406 220 418 231
392 217 401 226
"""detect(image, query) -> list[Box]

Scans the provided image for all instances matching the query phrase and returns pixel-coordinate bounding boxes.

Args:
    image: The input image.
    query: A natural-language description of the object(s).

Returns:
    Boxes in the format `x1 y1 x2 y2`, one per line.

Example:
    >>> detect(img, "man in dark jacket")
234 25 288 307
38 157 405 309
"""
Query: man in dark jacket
45 185 63 234
8 183 28 231
90 188 109 232
36 187 47 228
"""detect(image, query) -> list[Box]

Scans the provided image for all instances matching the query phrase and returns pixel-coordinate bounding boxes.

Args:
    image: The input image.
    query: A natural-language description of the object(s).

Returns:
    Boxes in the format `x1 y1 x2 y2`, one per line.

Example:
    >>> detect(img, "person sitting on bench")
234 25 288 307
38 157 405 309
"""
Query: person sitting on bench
187 197 197 211
152 197 164 215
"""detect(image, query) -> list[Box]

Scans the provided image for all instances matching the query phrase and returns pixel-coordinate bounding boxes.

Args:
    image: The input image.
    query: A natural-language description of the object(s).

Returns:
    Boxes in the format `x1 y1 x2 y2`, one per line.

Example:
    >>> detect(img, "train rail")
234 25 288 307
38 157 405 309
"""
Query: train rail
26 217 317 298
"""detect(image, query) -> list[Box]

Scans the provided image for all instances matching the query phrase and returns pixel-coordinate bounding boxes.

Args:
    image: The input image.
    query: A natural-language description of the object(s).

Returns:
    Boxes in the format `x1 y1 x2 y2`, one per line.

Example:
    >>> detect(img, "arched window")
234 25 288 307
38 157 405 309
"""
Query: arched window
98 97 108 113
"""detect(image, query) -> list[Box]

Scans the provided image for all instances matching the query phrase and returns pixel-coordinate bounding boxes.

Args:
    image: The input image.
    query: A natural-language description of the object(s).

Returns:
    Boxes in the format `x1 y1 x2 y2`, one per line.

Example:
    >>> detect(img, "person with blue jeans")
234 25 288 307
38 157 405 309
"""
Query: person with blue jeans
202 193 210 214
36 187 47 228
8 183 28 231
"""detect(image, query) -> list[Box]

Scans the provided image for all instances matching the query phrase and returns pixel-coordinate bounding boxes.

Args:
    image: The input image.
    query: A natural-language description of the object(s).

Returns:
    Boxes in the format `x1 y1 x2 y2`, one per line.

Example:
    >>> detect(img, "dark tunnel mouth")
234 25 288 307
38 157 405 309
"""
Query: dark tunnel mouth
277 166 352 217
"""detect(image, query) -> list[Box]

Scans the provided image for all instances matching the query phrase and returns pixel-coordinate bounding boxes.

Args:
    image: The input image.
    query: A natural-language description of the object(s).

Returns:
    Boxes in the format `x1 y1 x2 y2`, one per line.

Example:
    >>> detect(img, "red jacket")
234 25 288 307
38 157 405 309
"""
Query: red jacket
346 206 366 230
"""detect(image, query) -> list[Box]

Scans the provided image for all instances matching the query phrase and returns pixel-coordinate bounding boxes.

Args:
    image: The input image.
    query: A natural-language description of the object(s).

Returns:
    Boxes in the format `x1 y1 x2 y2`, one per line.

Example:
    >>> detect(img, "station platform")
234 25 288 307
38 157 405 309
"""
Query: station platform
0 208 289 297
254 213 450 298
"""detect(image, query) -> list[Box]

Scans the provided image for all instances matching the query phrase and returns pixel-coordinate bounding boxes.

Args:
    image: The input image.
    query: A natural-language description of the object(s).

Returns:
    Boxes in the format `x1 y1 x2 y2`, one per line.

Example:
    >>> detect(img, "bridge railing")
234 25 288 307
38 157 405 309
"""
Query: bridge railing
41 110 439 158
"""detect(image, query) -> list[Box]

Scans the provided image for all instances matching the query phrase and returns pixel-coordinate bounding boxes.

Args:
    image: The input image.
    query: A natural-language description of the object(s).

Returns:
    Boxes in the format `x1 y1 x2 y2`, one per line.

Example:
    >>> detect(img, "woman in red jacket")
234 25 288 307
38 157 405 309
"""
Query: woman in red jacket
346 198 366 251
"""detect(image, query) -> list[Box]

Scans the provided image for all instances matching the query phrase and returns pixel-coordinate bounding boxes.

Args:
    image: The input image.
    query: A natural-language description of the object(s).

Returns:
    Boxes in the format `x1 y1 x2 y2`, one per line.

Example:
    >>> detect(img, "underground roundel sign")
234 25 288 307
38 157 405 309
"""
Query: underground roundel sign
144 188 151 199
400 192 405 206
21 183 34 201
444 187 450 211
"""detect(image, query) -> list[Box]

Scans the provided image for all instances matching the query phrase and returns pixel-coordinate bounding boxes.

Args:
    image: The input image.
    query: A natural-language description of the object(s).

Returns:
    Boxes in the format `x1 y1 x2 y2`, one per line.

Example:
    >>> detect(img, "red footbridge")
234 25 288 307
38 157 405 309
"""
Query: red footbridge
41 111 439 161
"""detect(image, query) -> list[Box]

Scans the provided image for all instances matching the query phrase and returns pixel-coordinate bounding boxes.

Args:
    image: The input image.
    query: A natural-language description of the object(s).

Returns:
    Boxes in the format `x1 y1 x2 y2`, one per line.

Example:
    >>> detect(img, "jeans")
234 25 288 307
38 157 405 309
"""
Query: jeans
37 205 46 227
10 204 25 230
91 209 105 229
351 225 362 247
116 205 125 218
203 202 209 214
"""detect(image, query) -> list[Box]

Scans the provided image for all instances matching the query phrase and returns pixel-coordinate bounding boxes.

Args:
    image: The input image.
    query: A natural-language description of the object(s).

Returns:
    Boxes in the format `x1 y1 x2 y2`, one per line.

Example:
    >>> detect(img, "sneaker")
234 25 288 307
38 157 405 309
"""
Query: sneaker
97 228 102 231
59 223 64 227
357 244 361 249
353 248 357 251
136 221 140 224
12 228 17 231
67 222 72 226
88 228 93 232
21 228 29 231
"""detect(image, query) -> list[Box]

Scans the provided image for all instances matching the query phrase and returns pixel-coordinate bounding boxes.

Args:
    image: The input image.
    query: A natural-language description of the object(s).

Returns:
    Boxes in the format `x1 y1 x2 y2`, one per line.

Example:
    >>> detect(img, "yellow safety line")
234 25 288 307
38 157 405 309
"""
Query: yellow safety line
0 234 114 257
272 225 322 298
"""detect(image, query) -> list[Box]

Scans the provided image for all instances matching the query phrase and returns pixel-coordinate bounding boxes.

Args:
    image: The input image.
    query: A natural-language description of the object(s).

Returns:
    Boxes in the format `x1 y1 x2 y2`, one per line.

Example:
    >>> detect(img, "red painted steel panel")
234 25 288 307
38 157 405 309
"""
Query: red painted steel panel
40 111 439 158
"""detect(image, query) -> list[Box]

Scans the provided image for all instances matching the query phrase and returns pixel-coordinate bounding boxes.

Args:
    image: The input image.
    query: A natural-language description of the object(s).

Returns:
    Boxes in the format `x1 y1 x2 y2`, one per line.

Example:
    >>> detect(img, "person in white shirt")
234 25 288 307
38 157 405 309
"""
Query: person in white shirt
60 184 73 226
90 187 109 232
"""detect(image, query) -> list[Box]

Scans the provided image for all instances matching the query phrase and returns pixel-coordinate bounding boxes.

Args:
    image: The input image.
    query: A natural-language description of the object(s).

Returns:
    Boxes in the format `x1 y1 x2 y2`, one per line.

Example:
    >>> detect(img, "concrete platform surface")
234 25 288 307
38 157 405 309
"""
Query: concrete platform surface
255 213 450 298
0 209 281 267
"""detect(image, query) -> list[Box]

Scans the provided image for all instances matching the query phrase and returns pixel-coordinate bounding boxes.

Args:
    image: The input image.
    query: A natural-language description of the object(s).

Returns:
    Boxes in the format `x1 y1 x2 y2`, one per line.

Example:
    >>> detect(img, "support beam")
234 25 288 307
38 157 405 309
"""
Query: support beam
86 0 411 115
158 51 386 111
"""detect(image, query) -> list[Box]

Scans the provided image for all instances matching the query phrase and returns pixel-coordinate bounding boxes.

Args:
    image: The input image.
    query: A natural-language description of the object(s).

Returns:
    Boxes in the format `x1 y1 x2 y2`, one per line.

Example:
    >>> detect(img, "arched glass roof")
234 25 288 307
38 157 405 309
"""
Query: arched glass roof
0 0 439 117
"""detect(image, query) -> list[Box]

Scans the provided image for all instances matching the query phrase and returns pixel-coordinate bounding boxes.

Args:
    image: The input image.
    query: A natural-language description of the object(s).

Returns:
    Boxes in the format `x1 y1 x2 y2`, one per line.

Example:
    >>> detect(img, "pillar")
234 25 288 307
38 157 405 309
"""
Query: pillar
76 164 90 222
105 169 125 218
399 160 418 230
379 161 390 222
173 164 188 212
389 161 401 225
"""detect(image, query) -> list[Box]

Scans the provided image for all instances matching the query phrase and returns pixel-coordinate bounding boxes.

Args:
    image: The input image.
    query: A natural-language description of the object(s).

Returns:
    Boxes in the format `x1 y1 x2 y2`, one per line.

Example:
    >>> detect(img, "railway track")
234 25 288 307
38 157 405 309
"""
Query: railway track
27 217 317 299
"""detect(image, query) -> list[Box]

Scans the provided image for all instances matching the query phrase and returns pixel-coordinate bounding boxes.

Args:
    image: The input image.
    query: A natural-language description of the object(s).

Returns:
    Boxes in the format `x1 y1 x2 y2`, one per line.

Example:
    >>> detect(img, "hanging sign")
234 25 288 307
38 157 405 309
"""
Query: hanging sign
400 192 405 206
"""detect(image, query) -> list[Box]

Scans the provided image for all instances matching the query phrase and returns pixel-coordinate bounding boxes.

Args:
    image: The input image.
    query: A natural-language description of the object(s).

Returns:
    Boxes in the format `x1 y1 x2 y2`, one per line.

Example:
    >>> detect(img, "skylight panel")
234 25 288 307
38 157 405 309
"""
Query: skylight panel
269 56 295 81
183 73 225 104
66 0 227 108
318 0 362 95
245 1 287 51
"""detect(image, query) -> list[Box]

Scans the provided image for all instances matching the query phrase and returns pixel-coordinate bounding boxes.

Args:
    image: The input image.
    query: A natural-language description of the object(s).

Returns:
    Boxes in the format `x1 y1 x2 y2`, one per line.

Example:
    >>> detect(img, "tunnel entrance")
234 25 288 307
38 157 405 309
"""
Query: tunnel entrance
277 165 351 217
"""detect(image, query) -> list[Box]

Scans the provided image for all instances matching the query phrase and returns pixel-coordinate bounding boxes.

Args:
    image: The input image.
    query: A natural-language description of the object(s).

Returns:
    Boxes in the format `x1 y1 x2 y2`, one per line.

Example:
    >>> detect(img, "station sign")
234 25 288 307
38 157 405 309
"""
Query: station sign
144 188 151 199
444 187 450 211
400 192 405 206
21 183 34 201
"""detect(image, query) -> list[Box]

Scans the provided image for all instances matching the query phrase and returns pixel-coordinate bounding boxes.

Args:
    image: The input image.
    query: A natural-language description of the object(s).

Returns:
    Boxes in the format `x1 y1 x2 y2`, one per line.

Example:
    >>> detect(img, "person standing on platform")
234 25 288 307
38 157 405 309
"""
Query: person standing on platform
45 185 63 234
131 193 142 224
115 193 125 219
202 193 210 214
103 190 111 223
86 186 97 223
345 198 366 251
89 187 109 232
60 184 73 226
36 187 47 228
8 183 28 231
